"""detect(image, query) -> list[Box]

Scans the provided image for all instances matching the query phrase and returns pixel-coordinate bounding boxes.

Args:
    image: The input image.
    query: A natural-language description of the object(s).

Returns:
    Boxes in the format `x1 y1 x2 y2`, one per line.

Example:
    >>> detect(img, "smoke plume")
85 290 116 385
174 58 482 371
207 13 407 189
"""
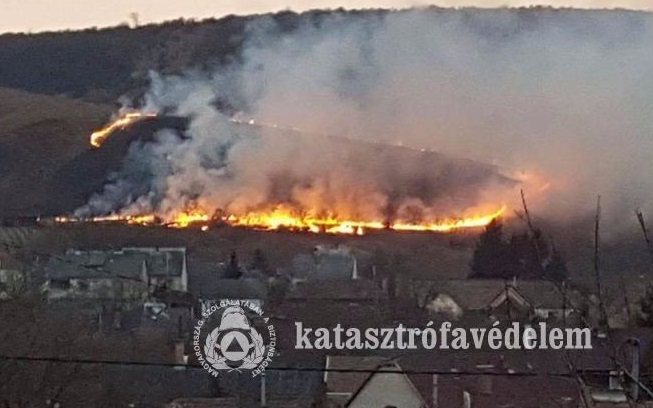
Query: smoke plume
77 8 653 232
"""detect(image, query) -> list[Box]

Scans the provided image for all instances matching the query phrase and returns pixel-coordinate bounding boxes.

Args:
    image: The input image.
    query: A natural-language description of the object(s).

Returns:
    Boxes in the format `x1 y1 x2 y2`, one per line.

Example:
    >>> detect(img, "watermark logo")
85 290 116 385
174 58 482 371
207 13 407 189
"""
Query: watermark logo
193 300 276 377
295 321 592 351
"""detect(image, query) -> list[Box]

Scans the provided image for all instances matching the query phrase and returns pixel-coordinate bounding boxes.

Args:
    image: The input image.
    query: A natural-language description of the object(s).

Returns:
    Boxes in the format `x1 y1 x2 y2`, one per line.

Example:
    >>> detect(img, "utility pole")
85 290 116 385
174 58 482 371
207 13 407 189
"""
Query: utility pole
593 196 608 331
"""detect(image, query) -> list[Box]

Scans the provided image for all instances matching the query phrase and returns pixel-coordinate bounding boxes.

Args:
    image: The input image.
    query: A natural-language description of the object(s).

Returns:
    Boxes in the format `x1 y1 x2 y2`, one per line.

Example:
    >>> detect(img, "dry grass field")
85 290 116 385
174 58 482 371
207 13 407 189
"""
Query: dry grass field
0 87 113 216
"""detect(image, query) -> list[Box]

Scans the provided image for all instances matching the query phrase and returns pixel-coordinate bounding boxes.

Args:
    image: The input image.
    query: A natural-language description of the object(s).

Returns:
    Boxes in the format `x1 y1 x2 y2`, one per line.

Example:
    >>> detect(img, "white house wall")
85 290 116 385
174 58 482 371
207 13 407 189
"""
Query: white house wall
348 372 426 408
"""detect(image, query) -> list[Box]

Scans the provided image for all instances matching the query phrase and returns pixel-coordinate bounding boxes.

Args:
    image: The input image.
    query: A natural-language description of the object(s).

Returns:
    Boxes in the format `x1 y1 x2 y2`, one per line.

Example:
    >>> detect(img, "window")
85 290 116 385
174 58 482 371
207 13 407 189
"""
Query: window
609 371 624 390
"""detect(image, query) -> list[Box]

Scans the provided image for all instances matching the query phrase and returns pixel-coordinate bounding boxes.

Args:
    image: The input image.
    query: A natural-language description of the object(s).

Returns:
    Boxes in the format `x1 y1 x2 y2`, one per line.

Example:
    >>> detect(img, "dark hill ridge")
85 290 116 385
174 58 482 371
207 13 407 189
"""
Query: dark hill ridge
0 8 650 103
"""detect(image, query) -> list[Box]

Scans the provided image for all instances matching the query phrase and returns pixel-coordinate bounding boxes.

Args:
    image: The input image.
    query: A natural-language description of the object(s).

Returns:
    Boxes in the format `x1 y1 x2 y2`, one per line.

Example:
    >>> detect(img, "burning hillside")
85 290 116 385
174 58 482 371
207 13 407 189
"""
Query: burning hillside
221 204 507 234
2 8 653 238
57 203 506 235
90 110 157 147
58 110 512 235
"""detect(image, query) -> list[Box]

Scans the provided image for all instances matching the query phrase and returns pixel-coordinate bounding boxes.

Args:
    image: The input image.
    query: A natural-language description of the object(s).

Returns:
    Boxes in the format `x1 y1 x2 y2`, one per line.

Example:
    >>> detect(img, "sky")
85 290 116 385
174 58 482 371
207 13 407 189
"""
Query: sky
1 0 652 34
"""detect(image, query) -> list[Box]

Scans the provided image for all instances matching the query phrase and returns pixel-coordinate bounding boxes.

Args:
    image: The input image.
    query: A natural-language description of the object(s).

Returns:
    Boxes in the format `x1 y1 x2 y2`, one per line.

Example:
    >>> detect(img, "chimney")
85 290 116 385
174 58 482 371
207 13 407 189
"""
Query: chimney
173 341 187 366
432 374 438 408
626 338 641 401
260 373 267 407
352 257 359 280
462 391 471 408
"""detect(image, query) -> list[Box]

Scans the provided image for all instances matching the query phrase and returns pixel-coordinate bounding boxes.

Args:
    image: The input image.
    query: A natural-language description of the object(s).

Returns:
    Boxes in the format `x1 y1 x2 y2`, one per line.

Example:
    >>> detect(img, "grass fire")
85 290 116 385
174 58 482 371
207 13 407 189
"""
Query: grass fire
90 110 157 147
69 110 512 235
56 203 506 234
4 7 653 408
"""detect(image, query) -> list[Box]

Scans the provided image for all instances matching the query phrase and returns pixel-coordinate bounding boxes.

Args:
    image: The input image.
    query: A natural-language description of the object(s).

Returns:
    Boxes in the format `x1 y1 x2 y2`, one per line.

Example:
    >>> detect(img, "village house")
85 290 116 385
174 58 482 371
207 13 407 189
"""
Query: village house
404 278 585 324
165 364 324 408
325 356 429 408
122 246 189 292
187 257 269 315
43 247 188 301
322 327 653 408
0 250 26 299
580 328 653 407
288 245 361 282
279 244 388 307
595 274 653 329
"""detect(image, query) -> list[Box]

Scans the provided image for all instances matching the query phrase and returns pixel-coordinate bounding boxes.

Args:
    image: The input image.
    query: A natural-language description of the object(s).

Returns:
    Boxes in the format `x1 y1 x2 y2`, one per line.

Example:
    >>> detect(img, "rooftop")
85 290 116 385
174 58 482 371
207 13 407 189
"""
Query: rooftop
412 278 577 311
46 247 186 280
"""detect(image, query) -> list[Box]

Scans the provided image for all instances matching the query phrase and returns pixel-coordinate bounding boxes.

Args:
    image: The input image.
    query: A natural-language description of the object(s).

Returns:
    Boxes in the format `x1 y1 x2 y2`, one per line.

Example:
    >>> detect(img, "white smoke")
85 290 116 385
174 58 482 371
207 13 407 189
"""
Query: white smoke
78 8 653 232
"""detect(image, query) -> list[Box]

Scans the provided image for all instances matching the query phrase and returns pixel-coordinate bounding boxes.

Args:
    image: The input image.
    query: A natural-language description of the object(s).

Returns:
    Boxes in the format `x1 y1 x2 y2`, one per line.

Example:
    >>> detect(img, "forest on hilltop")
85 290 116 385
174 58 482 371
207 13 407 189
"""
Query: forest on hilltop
0 6 649 104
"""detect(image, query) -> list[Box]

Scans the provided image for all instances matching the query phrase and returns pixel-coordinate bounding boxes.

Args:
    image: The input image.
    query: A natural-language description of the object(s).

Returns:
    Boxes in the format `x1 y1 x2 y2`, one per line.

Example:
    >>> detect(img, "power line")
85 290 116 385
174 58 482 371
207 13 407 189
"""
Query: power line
0 354 592 378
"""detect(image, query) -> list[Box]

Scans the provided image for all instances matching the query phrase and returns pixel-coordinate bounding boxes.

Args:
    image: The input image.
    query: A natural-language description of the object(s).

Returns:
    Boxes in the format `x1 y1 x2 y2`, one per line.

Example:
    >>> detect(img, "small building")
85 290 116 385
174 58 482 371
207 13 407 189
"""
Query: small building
325 356 428 408
122 247 189 292
326 351 579 408
581 328 653 406
324 328 653 408
407 278 583 323
286 279 387 304
43 247 188 301
0 251 26 299
289 245 360 282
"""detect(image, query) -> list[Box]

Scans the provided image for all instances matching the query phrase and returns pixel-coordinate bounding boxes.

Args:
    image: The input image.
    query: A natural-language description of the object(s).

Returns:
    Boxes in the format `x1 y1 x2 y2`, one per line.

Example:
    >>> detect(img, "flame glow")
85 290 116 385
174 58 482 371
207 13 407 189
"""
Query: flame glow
225 205 506 234
55 205 506 235
167 210 211 228
90 111 157 148
79 110 507 235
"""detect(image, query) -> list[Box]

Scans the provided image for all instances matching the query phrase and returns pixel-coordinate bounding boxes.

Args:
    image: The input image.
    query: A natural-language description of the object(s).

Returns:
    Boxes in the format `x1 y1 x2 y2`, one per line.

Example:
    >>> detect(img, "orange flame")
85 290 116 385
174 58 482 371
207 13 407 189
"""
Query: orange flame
54 205 505 235
90 111 157 148
167 210 211 228
225 205 506 234
80 111 507 234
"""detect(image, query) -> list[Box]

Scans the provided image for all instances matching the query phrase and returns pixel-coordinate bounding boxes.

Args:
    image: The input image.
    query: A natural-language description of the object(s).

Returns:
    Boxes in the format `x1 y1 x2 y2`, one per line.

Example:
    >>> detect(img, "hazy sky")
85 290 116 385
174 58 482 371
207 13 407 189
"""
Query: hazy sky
1 0 651 33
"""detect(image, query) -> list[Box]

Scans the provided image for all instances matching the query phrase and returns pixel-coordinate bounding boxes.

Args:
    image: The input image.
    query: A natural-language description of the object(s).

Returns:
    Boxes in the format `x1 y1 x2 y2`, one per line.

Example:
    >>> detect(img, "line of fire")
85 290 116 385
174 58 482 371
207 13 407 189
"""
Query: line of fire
54 110 508 235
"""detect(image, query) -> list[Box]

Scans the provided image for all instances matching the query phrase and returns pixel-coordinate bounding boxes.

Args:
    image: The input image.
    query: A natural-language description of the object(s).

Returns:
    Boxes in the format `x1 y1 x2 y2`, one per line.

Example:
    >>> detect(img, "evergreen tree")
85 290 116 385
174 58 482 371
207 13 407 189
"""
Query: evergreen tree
471 218 569 281
251 248 271 275
224 250 242 279
544 246 569 282
470 219 512 279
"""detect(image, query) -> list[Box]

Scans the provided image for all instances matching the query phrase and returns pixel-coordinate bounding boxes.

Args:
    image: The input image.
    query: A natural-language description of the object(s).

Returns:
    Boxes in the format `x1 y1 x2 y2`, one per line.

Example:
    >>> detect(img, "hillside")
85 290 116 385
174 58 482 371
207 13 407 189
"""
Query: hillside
0 7 650 286
0 83 512 219
0 87 112 217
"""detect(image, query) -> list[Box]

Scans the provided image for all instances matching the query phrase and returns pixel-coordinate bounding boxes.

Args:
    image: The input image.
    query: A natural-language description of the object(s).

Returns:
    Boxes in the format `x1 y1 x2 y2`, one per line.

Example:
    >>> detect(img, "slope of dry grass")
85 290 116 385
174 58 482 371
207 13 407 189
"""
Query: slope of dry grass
0 87 113 216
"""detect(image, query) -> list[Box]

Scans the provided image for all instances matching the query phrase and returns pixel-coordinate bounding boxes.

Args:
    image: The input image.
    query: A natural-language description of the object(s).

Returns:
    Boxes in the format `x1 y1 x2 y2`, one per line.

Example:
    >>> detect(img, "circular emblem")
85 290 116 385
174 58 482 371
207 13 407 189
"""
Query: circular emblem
193 300 276 377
